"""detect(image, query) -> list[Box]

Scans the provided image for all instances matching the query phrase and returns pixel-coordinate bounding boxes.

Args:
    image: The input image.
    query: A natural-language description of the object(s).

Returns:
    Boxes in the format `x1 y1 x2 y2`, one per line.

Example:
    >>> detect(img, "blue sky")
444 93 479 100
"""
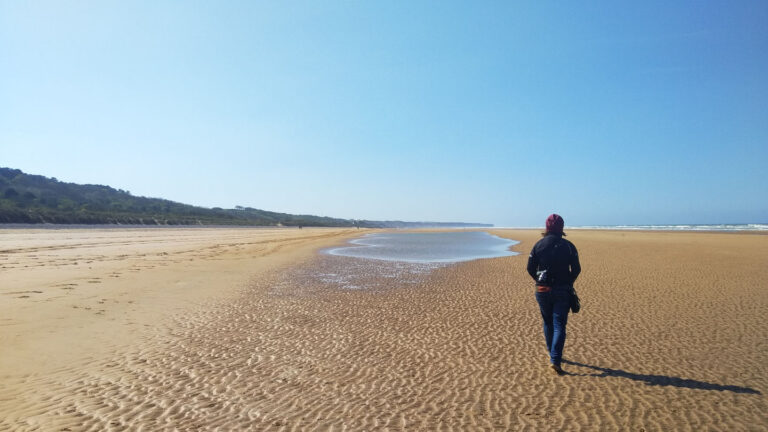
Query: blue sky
2 1 766 226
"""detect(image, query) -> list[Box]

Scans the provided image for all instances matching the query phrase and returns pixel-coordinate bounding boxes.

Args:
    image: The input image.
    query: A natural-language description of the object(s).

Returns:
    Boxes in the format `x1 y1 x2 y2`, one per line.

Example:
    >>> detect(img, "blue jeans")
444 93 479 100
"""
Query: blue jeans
535 285 571 366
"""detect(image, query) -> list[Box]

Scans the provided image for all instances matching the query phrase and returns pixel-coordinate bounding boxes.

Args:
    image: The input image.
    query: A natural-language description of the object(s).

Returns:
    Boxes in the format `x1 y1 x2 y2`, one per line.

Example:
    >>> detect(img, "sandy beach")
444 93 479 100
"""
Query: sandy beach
1 227 767 431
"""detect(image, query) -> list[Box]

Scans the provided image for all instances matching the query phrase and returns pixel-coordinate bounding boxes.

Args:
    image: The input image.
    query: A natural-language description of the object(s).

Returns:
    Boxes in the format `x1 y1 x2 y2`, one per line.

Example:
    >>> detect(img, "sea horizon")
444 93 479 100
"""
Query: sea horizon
494 223 768 232
2 222 768 231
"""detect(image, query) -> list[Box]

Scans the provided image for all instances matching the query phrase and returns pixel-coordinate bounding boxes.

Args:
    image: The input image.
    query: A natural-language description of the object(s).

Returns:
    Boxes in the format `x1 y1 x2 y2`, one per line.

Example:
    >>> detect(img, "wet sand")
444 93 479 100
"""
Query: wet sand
1 228 766 430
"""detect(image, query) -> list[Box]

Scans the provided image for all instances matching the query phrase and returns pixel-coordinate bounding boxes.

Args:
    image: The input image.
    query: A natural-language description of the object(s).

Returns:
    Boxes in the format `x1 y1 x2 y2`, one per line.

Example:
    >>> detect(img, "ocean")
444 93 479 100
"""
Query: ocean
570 224 768 231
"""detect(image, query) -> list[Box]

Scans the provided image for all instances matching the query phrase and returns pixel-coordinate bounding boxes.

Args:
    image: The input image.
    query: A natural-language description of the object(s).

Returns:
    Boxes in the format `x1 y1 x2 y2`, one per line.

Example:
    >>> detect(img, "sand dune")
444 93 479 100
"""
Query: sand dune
1 228 766 430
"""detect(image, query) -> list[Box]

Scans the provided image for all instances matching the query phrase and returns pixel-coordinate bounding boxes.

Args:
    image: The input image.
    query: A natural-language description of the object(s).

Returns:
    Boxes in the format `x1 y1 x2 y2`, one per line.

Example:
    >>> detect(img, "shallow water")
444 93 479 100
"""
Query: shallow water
324 231 519 263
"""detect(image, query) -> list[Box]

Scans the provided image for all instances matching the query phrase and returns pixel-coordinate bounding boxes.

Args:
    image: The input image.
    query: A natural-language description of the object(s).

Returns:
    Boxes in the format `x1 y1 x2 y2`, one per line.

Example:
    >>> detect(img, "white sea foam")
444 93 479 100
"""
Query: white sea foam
570 224 768 232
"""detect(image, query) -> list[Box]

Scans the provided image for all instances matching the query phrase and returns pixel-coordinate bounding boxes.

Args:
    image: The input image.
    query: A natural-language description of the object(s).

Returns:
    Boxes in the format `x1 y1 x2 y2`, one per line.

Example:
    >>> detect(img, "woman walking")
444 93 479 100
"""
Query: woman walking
527 214 581 375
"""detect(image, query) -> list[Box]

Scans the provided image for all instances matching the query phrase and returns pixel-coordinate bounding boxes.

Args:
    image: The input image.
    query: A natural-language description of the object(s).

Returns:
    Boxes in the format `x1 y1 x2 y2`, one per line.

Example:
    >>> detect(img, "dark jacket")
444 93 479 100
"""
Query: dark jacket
527 233 581 286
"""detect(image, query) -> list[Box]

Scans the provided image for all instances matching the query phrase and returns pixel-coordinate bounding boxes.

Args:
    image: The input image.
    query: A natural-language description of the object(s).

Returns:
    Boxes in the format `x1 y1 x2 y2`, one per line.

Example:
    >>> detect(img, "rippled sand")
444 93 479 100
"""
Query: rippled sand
1 228 766 430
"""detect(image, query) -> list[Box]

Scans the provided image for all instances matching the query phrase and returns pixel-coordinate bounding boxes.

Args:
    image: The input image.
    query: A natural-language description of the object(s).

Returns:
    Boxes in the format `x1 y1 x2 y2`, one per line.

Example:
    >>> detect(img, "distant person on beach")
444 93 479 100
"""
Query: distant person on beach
527 214 581 375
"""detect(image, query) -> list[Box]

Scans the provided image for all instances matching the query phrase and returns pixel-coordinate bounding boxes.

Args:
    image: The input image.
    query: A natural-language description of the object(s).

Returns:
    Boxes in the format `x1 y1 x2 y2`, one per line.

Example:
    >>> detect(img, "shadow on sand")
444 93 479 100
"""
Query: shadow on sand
562 360 761 395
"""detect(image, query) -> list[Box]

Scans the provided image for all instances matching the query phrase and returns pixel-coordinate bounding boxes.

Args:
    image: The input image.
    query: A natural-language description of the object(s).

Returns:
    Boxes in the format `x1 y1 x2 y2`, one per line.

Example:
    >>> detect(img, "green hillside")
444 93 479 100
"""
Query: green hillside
0 167 360 226
0 168 491 228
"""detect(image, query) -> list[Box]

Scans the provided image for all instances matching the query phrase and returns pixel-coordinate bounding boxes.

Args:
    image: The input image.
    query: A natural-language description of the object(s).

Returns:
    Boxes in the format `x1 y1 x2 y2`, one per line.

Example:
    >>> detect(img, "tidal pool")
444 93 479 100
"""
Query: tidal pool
324 231 519 263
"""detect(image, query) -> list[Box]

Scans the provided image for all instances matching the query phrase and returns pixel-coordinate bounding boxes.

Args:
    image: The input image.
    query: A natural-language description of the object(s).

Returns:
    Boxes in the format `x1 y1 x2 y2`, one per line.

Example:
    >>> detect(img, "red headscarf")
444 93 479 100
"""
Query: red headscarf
546 213 565 235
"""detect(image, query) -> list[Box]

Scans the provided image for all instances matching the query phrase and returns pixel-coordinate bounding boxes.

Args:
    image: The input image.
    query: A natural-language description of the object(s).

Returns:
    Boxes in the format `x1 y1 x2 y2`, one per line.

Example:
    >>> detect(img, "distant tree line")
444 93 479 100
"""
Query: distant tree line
0 167 491 228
